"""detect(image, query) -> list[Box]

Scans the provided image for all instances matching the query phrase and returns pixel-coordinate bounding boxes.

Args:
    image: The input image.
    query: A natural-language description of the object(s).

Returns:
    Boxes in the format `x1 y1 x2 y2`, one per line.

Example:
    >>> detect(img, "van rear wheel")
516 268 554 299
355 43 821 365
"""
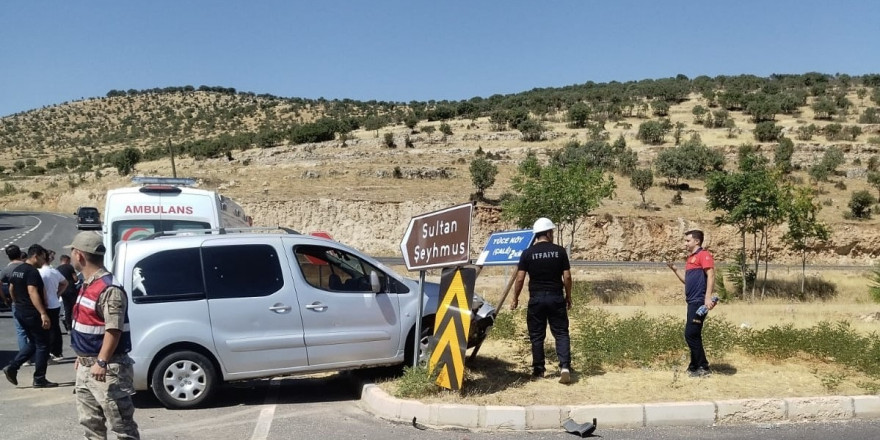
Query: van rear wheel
151 350 217 409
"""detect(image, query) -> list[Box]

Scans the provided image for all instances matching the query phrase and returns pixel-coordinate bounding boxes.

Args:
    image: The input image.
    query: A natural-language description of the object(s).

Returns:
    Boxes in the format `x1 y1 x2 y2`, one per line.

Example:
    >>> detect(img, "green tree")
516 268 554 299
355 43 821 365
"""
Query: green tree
845 125 862 141
746 93 781 122
503 161 615 252
673 121 686 145
860 107 880 124
781 186 830 294
774 137 794 174
824 123 843 141
692 105 708 124
706 151 785 299
849 190 876 219
517 118 546 142
364 115 385 137
112 147 142 175
469 157 498 200
404 114 419 132
868 171 880 199
812 97 837 120
567 102 591 128
808 145 845 184
796 124 817 141
651 100 670 117
753 121 782 142
654 136 725 186
629 168 654 206
637 120 668 145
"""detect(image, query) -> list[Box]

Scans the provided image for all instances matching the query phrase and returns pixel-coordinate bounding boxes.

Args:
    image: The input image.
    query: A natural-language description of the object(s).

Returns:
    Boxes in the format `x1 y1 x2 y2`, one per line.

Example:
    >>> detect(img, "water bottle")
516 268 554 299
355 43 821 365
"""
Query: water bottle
696 296 719 317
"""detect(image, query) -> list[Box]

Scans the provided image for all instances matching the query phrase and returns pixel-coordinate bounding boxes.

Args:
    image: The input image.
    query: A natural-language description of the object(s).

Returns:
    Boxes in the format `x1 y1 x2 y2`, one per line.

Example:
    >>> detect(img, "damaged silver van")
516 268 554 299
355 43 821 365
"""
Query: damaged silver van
113 230 495 408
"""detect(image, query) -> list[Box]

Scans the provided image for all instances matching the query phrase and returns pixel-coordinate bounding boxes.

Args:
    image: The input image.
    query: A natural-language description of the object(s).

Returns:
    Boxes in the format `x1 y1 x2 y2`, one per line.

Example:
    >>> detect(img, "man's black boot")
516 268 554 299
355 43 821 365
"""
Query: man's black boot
3 366 18 386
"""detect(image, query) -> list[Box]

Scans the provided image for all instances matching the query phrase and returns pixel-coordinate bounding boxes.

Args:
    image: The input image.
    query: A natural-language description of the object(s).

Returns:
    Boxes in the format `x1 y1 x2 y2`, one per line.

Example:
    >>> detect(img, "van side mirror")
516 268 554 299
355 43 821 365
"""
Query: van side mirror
369 271 381 293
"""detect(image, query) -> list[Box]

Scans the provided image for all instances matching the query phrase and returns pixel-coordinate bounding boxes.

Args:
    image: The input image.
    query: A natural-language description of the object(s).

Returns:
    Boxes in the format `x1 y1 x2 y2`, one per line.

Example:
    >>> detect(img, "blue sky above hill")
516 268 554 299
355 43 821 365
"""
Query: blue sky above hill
1 0 877 117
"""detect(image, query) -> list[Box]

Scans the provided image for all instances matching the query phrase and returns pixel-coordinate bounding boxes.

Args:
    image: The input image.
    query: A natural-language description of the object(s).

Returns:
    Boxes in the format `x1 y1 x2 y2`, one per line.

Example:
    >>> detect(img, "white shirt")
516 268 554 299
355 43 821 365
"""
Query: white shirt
39 265 66 310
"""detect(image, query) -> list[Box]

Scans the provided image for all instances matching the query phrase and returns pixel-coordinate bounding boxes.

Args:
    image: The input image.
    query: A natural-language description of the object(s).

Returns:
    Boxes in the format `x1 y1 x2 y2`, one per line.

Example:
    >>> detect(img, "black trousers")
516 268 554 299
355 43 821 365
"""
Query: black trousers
62 291 76 331
526 292 571 371
685 302 709 371
47 307 63 357
8 308 50 382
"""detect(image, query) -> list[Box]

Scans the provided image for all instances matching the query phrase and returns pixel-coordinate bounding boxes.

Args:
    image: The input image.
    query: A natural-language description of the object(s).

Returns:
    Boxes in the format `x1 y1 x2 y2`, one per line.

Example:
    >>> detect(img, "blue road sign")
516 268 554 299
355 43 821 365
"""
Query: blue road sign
475 229 535 266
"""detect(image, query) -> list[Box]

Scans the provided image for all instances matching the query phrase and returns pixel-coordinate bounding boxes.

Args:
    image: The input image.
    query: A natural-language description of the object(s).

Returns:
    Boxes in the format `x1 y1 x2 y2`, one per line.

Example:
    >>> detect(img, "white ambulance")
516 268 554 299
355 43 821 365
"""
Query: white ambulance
102 177 251 267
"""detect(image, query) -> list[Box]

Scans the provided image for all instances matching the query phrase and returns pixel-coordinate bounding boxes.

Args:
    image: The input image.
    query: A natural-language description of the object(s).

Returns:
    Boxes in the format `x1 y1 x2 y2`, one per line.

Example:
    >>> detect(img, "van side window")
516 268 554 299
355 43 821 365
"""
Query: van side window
202 244 283 299
131 248 205 303
293 245 407 293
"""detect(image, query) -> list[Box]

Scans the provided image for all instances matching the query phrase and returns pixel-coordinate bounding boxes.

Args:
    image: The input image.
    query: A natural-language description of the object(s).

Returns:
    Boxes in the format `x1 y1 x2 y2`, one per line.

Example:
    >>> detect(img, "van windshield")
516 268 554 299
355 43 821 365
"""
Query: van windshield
111 220 211 257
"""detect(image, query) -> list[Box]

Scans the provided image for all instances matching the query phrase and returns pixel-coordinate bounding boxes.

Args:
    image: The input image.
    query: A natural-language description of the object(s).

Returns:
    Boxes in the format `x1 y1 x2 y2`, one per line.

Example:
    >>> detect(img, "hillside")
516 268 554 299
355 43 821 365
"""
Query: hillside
2 74 880 265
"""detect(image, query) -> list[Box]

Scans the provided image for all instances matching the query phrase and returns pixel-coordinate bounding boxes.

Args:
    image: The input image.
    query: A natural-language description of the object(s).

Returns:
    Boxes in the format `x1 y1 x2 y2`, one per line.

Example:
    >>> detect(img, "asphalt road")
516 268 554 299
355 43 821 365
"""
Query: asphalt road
3 211 880 439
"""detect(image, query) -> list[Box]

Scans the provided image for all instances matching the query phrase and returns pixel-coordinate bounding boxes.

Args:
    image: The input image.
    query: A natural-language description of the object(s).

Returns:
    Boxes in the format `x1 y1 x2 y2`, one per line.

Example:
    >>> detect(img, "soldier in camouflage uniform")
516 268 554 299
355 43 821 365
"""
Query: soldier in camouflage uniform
66 232 140 439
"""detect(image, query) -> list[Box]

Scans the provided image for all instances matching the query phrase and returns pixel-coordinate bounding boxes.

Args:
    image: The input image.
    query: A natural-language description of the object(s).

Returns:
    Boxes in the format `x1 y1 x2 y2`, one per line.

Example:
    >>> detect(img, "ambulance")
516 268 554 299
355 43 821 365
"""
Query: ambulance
102 177 251 267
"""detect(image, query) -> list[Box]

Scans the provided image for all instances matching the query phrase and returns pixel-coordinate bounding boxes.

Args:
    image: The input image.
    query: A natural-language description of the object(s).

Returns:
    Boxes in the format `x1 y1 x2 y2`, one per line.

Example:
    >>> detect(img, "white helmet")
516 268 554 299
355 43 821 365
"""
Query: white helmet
533 217 555 234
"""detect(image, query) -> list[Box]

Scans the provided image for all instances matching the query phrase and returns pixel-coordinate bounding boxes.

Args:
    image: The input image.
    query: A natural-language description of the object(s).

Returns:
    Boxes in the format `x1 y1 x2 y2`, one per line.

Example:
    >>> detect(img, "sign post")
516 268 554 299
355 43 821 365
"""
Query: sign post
400 203 473 374
475 229 535 311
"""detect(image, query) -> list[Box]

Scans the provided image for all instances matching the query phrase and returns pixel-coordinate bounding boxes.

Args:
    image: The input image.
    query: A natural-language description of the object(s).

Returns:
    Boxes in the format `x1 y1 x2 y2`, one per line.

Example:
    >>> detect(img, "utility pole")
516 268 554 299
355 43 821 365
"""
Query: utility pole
168 138 177 178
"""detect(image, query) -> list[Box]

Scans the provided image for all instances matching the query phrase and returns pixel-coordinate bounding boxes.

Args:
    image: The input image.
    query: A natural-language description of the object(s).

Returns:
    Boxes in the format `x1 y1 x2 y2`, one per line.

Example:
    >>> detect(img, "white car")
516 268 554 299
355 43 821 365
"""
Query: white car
113 231 495 409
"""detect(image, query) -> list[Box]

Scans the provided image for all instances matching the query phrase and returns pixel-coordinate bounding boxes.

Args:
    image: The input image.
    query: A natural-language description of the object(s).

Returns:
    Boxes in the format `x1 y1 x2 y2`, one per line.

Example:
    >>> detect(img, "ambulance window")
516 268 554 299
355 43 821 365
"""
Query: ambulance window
202 244 284 299
131 248 205 303
111 220 210 257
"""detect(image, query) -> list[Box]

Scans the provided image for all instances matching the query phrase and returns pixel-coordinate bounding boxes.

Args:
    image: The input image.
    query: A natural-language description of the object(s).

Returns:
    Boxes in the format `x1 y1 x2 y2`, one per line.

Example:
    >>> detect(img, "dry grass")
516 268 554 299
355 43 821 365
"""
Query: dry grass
377 267 880 405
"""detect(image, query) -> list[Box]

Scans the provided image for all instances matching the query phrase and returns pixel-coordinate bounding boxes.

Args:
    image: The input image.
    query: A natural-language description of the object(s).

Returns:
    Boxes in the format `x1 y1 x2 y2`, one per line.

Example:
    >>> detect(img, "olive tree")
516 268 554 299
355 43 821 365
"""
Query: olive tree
112 147 142 175
469 157 498 201
503 160 615 252
630 168 654 206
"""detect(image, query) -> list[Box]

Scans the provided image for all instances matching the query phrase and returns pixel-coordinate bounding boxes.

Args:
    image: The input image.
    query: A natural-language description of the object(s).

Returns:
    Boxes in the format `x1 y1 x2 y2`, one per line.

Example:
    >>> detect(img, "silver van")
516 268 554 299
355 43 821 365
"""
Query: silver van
113 232 495 409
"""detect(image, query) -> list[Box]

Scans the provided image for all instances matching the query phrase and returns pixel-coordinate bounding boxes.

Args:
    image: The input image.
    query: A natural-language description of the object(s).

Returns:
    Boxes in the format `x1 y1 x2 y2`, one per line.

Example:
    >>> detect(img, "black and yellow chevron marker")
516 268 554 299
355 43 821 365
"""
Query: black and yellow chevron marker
429 267 475 391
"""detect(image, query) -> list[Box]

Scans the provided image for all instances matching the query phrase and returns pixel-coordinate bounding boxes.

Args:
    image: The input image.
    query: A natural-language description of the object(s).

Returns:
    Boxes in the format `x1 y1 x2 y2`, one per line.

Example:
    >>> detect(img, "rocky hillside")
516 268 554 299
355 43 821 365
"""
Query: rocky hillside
3 74 880 265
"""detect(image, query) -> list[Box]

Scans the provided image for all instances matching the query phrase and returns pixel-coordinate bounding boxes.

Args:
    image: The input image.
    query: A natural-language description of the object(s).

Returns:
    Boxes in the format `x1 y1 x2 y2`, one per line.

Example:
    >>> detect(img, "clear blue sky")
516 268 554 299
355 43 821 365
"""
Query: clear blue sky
1 0 877 117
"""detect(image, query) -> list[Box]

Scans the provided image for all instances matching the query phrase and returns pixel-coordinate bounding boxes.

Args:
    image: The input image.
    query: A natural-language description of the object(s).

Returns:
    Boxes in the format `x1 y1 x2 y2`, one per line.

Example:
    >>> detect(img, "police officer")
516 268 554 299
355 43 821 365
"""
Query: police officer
66 232 140 439
511 218 573 384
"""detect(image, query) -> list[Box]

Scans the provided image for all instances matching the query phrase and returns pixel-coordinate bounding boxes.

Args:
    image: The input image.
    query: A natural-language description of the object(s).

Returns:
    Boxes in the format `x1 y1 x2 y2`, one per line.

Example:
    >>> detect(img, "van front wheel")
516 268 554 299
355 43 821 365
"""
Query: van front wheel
151 350 217 409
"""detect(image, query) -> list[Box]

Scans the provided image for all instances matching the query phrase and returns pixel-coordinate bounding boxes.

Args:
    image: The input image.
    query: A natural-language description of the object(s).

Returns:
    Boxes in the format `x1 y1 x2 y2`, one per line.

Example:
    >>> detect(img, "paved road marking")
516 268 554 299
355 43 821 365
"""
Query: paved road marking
2 216 42 250
250 378 281 440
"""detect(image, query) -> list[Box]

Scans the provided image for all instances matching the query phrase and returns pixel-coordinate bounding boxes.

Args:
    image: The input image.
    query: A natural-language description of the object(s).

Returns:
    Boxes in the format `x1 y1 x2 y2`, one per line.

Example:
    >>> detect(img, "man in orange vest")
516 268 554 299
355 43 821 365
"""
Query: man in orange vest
66 232 140 439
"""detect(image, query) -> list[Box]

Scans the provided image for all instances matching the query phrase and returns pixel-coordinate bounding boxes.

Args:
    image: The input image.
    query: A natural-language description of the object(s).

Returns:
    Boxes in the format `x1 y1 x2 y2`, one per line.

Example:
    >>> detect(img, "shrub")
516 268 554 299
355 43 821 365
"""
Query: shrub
572 277 644 304
439 122 453 136
753 121 782 142
490 310 518 340
394 366 440 398
796 124 817 141
383 132 396 148
848 190 876 219
860 107 880 124
637 120 669 145
869 266 880 303
517 118 545 142
0 182 16 195
671 191 683 205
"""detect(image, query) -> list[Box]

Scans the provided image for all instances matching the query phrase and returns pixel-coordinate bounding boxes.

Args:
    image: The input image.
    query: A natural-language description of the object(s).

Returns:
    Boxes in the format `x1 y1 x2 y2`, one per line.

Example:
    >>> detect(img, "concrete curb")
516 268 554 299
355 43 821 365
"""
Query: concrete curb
359 384 880 431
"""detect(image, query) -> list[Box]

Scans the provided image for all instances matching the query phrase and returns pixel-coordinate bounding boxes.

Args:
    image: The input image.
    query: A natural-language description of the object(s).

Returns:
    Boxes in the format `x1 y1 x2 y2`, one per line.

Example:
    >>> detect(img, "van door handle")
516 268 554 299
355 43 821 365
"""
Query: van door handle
305 302 328 311
269 303 292 313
